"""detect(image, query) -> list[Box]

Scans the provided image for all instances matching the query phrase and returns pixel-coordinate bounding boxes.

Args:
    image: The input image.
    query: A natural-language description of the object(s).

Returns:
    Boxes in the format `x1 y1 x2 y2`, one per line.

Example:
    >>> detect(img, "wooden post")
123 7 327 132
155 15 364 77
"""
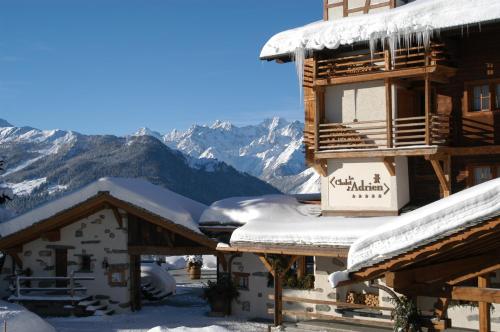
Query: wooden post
274 271 283 327
478 275 491 332
314 87 323 153
425 75 431 145
385 78 393 148
297 256 306 279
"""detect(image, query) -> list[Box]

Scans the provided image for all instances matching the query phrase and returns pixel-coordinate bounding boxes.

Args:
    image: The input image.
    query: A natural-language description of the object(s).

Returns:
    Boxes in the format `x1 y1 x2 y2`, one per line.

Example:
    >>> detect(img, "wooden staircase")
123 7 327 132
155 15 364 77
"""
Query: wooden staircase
74 297 115 316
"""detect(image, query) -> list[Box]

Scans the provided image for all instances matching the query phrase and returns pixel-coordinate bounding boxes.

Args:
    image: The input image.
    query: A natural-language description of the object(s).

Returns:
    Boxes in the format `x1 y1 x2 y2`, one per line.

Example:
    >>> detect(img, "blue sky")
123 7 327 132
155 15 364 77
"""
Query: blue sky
0 0 321 135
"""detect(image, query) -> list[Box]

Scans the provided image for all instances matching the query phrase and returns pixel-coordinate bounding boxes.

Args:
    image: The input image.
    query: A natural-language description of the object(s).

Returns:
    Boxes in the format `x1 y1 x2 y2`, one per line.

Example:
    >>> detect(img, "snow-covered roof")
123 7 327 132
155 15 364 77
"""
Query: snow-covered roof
0 177 207 237
260 0 500 59
328 178 500 287
204 194 394 248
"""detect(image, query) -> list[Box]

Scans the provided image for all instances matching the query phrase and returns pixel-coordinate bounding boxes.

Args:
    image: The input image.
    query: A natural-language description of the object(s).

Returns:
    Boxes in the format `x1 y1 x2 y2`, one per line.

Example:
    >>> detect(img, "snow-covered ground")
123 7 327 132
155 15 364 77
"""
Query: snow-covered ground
48 295 266 332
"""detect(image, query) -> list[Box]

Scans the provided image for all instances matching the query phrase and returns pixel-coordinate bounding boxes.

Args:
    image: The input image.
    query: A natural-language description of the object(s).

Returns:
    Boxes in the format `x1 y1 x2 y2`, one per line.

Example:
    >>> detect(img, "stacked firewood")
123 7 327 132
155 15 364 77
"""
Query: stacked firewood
346 291 379 307
364 293 379 307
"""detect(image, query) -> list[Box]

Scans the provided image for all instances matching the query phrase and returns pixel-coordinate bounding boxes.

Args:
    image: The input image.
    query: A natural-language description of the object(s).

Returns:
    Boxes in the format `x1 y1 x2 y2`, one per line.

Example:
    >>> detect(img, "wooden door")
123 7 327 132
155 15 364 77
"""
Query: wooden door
55 249 68 287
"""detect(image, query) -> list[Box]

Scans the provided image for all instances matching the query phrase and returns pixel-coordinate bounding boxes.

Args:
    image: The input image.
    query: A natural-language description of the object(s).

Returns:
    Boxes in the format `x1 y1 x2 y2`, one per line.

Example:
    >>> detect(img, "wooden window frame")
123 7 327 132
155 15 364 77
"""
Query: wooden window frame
464 79 500 116
233 272 249 291
108 267 127 287
466 163 500 187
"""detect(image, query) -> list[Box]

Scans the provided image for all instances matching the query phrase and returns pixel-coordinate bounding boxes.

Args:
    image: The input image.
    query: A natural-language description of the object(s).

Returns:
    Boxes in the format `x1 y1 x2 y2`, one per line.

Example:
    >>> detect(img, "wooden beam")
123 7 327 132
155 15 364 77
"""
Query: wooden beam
385 253 500 290
217 253 228 272
385 78 393 148
425 74 431 145
445 145 500 156
217 243 349 258
323 0 329 20
274 270 283 326
452 286 500 303
128 245 217 256
433 297 449 321
478 275 491 332
7 251 22 268
315 146 441 159
257 254 275 277
315 65 440 86
449 263 500 285
429 159 450 197
383 157 396 176
111 206 123 228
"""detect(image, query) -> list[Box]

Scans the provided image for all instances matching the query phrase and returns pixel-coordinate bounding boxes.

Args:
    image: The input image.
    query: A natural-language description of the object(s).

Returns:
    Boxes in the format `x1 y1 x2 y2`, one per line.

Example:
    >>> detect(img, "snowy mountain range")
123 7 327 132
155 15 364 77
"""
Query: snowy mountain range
0 117 319 215
0 119 280 215
135 117 320 193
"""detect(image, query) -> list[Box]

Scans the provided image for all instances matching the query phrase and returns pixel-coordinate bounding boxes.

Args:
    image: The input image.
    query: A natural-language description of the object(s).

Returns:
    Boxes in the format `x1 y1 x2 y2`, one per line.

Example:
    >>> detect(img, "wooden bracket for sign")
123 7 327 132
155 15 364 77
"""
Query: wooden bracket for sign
383 157 396 176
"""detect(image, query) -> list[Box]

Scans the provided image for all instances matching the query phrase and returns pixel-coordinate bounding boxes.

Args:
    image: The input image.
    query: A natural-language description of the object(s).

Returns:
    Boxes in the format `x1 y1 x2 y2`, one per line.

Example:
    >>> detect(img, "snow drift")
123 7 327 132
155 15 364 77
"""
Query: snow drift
0 300 56 332
141 263 176 296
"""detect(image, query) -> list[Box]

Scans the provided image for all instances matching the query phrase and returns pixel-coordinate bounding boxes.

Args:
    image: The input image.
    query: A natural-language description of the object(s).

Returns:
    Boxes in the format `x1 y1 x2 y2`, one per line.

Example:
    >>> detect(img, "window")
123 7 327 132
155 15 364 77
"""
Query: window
233 272 249 290
472 85 490 112
468 81 500 113
468 164 499 186
80 255 92 272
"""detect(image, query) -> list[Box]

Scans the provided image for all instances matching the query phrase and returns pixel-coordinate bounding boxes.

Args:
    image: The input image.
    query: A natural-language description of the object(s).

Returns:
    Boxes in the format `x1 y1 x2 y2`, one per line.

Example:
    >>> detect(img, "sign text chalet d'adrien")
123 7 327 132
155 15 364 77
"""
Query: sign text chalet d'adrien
330 173 390 199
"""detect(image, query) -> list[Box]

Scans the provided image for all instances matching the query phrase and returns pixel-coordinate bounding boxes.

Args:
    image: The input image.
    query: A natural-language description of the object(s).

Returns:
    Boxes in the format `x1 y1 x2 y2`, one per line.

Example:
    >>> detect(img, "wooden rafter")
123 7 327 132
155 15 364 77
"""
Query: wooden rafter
110 206 123 228
385 251 500 291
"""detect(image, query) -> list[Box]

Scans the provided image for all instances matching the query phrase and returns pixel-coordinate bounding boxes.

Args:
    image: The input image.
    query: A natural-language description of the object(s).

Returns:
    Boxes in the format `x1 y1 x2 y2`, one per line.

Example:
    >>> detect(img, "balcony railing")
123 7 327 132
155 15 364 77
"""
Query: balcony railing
316 43 449 80
310 114 450 152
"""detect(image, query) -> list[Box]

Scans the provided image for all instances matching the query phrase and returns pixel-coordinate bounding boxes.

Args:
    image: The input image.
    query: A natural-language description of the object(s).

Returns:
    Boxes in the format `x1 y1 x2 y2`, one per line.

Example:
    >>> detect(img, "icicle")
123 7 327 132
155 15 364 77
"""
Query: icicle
293 47 307 102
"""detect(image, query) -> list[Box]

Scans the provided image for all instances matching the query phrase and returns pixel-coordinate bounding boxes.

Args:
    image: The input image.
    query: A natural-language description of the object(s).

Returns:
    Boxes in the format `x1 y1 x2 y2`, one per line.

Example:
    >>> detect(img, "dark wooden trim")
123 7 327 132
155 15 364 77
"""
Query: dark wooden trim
219 244 349 258
479 275 492 332
323 210 399 217
128 245 217 256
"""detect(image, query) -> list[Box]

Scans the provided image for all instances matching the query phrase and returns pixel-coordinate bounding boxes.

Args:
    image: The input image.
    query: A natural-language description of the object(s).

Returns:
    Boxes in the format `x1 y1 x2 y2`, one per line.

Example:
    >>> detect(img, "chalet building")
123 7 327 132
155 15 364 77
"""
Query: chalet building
260 0 500 217
0 178 218 316
213 1 500 331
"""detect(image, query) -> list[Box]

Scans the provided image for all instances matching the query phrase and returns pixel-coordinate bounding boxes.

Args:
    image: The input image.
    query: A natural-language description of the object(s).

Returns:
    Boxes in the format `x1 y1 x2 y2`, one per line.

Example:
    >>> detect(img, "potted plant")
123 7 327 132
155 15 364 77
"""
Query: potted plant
186 255 203 280
203 274 239 315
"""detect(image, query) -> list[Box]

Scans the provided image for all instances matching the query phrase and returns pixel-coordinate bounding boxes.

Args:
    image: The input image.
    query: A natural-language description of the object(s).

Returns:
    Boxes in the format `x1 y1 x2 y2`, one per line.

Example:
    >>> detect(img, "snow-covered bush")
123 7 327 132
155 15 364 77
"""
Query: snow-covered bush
141 263 176 296
186 255 203 268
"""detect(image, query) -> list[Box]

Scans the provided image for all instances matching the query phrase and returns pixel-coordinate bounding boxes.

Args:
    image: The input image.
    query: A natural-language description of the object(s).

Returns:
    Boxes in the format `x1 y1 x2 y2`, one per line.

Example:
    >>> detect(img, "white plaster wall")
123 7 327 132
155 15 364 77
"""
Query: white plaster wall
21 209 130 312
325 80 386 124
322 157 410 214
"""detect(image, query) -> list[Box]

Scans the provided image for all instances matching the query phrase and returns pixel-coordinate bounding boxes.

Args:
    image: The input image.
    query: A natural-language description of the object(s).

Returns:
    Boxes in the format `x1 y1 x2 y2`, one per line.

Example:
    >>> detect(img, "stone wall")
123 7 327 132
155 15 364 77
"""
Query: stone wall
20 209 131 312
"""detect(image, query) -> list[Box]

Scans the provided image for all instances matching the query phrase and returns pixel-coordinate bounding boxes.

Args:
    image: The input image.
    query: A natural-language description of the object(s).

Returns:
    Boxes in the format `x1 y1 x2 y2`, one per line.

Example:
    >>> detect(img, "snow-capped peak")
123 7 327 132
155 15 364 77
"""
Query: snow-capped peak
210 120 233 131
133 127 163 140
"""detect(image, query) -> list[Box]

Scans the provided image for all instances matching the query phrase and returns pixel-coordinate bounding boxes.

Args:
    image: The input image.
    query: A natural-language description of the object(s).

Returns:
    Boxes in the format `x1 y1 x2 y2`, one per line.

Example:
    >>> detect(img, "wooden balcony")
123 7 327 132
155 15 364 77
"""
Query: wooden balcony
304 114 451 158
314 43 452 85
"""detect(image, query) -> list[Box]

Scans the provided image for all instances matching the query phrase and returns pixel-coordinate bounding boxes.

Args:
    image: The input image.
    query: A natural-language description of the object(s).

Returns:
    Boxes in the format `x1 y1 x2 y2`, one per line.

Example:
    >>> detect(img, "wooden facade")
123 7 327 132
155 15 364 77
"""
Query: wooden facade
302 25 500 203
